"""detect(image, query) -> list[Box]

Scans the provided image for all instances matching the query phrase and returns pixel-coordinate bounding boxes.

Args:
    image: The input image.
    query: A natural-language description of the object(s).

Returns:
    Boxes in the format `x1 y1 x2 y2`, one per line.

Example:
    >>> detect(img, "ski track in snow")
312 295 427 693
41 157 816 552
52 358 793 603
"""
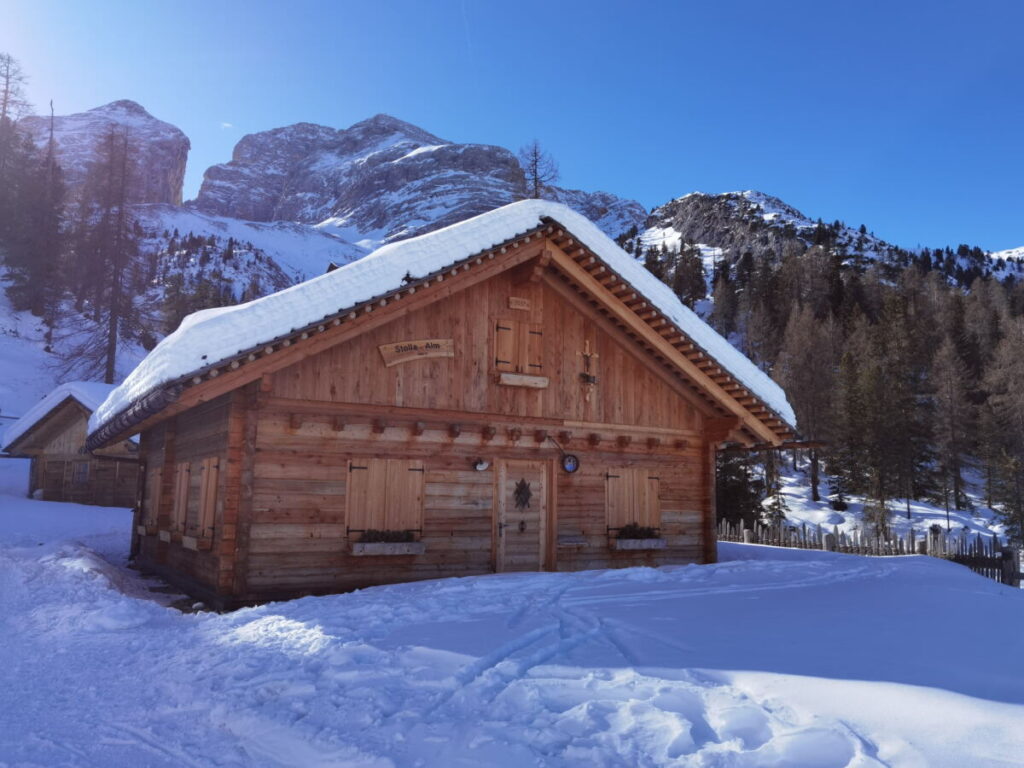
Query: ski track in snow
2 460 1023 768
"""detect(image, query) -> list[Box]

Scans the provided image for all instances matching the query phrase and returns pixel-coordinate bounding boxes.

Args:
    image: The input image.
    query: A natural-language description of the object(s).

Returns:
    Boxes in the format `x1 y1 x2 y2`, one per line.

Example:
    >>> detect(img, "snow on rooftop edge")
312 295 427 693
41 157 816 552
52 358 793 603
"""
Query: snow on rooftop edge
4 382 122 451
88 200 796 436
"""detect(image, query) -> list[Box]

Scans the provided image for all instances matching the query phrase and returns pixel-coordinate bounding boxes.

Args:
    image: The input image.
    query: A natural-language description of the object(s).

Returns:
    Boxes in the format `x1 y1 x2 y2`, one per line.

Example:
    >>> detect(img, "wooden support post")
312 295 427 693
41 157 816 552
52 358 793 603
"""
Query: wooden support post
616 435 632 449
588 433 601 447
372 419 387 434
411 421 425 436
448 423 462 439
481 426 497 442
508 427 522 443
646 436 661 450
534 429 548 443
558 430 573 444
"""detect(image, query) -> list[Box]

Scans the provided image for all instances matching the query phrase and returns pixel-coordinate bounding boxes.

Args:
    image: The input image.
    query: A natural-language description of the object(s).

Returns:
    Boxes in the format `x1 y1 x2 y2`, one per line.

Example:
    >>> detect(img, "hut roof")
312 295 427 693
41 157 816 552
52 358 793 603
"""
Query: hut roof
88 200 796 445
4 382 121 453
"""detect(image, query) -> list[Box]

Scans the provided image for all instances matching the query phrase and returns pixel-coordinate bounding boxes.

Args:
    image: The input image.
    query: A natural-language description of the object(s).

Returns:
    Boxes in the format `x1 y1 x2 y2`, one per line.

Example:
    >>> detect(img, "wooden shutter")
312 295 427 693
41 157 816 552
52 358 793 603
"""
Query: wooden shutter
386 459 425 531
525 324 544 374
638 471 661 528
606 471 632 530
198 457 220 538
172 462 190 531
145 467 162 526
494 320 517 372
606 469 661 530
347 458 387 532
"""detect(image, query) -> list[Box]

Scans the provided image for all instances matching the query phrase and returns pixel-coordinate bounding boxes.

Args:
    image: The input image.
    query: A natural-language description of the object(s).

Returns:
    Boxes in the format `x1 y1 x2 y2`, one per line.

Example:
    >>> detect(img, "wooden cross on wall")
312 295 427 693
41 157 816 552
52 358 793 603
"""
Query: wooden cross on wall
578 340 599 402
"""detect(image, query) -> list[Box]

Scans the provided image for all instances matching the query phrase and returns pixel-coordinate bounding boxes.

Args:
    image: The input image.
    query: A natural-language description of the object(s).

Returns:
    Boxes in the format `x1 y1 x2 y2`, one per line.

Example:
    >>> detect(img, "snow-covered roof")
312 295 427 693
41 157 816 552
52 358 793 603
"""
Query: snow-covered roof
88 200 796 441
3 382 122 452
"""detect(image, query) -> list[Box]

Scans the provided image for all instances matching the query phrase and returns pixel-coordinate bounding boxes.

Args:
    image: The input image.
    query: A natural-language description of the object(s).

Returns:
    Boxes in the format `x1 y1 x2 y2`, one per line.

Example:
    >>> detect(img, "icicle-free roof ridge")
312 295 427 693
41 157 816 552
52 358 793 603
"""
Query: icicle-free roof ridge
88 200 796 440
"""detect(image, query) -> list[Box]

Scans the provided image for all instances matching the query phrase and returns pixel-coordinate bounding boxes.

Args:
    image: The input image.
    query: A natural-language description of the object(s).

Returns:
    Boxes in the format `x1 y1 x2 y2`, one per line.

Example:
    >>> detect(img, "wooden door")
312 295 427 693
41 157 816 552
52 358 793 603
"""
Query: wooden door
496 460 547 572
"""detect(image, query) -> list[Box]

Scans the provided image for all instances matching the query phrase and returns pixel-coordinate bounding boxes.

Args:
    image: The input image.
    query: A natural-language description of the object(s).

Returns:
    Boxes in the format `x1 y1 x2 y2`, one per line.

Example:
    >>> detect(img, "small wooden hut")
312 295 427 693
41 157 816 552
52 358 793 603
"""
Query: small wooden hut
87 200 797 608
3 382 139 506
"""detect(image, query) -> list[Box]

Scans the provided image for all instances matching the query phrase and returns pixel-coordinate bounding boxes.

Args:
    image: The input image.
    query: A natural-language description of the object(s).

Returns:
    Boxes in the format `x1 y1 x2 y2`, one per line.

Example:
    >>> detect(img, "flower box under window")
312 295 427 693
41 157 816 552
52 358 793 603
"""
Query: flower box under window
611 537 667 551
350 540 427 556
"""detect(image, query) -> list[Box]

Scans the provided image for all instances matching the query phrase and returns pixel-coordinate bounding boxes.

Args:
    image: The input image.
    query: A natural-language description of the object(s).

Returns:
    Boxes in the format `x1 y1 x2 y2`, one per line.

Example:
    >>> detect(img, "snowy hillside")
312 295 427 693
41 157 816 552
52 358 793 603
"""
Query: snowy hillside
1 457 1022 767
0 290 145 441
134 204 367 282
768 462 1008 543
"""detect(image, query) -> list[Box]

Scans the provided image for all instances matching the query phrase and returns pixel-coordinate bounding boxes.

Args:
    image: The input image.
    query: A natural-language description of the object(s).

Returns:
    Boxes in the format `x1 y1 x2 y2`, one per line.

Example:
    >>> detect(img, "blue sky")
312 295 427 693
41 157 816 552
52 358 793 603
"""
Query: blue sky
4 0 1022 250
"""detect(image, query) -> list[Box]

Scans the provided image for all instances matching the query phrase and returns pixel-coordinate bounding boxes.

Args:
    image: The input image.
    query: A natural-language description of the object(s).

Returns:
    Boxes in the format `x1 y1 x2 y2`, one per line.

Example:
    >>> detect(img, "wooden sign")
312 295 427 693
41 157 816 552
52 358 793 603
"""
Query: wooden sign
508 296 531 311
378 338 454 367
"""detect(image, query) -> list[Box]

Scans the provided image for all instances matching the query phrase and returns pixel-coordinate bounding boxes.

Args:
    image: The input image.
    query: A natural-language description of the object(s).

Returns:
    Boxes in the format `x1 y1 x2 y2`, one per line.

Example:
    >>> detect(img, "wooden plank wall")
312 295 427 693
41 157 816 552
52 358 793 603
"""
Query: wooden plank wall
134 395 231 597
36 455 138 507
229 395 707 601
268 277 703 433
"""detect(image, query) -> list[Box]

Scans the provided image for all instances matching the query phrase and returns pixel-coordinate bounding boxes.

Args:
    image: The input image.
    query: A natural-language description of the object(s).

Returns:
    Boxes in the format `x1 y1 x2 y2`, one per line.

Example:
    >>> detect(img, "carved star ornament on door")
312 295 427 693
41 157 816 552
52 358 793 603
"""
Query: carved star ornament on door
513 478 532 510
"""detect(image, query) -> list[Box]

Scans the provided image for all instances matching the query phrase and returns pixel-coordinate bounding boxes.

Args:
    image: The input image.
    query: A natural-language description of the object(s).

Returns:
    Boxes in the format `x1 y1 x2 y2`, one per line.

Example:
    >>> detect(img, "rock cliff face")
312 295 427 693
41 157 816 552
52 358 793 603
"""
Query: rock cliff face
19 100 190 206
543 187 648 243
194 115 524 243
641 190 898 263
193 114 646 246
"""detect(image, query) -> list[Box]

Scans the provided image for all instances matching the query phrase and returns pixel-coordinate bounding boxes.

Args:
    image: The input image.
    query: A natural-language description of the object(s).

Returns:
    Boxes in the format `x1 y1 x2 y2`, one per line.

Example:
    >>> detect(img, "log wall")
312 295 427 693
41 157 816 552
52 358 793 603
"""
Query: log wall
134 395 231 600
133 252 720 605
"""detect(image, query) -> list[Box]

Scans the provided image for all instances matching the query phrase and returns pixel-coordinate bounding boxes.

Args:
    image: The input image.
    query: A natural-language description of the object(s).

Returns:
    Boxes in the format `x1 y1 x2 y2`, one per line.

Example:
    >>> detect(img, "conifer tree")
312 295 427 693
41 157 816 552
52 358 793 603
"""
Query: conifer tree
932 336 974 511
773 306 839 500
983 319 1024 541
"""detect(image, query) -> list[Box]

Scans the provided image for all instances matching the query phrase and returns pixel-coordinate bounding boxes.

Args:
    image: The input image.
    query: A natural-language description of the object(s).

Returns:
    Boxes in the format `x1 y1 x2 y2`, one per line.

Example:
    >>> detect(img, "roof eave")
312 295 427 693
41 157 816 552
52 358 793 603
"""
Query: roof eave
88 214 796 446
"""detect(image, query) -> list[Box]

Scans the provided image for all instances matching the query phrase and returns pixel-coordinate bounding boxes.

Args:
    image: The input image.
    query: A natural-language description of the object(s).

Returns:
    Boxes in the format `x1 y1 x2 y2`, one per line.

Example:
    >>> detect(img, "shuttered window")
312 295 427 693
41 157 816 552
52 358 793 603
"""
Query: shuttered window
144 467 162 526
347 458 425 534
197 457 220 539
606 468 661 530
171 462 190 532
494 319 544 374
72 461 90 485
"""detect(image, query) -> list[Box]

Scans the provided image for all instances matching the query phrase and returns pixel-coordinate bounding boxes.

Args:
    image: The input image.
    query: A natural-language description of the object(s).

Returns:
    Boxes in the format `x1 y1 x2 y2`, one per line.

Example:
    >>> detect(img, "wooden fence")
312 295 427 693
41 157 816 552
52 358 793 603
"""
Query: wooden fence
717 520 1022 588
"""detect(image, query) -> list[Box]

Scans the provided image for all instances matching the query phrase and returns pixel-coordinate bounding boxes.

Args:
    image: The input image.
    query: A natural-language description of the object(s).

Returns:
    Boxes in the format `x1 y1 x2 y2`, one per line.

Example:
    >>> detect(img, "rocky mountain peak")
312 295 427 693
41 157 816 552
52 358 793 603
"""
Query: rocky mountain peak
193 114 646 247
19 100 189 206
346 113 444 145
89 99 153 118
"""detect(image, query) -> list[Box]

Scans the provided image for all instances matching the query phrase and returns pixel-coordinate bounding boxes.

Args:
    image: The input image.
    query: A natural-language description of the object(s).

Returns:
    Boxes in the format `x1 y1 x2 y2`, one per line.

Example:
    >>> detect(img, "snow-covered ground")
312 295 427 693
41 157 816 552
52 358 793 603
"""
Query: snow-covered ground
771 462 1008 543
1 458 1022 767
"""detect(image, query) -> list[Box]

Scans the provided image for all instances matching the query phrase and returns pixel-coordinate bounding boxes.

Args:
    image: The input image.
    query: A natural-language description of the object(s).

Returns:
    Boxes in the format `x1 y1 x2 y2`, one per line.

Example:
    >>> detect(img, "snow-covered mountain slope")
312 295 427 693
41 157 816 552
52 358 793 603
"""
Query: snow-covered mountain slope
2 469 1022 767
991 245 1024 262
542 187 647 243
133 204 367 282
193 113 646 246
640 190 1023 280
19 100 190 206
642 190 900 263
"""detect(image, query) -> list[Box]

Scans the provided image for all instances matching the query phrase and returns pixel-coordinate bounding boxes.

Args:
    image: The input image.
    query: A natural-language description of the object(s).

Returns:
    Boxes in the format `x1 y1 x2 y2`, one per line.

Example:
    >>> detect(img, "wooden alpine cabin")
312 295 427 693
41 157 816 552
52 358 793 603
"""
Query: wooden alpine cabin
3 382 139 506
86 200 797 608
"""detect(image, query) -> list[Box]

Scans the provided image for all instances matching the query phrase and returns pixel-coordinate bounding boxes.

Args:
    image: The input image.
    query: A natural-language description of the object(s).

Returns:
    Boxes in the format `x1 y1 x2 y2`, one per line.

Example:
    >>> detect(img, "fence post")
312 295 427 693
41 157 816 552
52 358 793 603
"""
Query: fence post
743 528 755 544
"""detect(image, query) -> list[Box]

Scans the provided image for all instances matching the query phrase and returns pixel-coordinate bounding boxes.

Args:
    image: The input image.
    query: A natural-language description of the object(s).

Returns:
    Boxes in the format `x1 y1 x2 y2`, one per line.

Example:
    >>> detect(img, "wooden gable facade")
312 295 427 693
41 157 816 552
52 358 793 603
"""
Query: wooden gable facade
4 396 139 507
93 211 796 608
